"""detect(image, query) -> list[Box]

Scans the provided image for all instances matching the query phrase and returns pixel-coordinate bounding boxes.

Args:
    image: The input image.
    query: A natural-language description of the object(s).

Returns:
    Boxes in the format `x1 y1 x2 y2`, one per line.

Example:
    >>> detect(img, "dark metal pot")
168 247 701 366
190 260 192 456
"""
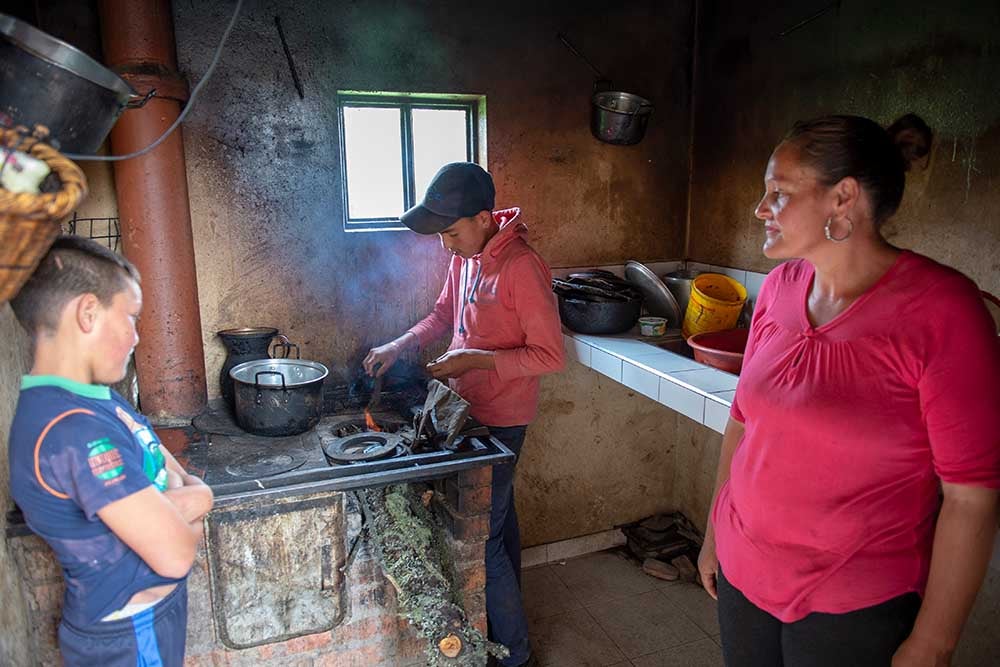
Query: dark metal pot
217 327 296 410
591 91 654 146
557 293 642 335
0 13 146 153
230 359 328 437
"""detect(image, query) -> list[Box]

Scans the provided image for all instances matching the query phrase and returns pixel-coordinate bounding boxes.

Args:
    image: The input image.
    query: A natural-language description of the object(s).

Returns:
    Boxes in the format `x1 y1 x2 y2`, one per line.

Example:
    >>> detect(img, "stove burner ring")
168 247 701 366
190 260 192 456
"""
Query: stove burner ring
323 432 408 463
225 452 307 478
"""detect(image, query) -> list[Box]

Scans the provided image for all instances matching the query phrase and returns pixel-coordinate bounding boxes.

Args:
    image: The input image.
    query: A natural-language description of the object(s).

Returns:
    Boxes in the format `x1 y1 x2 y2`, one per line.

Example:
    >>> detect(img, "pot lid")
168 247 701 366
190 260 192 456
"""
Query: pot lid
625 261 682 324
230 359 328 387
0 13 136 102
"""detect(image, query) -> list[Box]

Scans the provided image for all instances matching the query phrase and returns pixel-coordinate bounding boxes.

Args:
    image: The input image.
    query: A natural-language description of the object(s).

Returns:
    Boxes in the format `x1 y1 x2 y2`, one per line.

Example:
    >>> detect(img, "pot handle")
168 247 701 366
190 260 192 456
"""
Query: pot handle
125 89 157 109
254 370 287 391
269 336 300 359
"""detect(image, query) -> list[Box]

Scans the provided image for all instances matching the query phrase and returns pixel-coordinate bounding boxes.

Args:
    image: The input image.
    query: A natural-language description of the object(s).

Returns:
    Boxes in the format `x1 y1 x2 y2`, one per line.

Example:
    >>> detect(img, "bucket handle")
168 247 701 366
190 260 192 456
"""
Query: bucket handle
269 335 298 359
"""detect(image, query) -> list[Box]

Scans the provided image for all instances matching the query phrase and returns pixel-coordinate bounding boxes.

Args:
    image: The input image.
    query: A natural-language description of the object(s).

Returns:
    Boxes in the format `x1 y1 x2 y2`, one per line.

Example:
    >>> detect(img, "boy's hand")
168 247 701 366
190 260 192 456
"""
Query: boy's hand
426 349 495 379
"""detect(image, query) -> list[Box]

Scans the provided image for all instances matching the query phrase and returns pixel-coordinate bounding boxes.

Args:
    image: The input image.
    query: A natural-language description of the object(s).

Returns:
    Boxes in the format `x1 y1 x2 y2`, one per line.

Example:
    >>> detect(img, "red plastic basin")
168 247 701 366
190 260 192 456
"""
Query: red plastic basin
686 328 750 375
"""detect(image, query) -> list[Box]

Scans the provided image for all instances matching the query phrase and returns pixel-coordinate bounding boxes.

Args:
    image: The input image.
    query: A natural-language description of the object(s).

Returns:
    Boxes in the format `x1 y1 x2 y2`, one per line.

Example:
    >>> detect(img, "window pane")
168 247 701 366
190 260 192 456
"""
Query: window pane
343 107 404 219
412 108 469 202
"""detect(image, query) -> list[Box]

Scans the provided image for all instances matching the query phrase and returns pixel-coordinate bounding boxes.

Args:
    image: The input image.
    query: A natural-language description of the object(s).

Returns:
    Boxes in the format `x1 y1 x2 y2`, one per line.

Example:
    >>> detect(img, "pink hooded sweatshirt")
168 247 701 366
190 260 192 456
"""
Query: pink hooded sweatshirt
408 208 565 427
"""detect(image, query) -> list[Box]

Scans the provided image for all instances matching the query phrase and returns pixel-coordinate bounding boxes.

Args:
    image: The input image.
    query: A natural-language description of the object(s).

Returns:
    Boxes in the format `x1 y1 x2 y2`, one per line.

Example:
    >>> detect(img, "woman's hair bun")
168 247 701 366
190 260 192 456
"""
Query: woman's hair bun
886 113 933 171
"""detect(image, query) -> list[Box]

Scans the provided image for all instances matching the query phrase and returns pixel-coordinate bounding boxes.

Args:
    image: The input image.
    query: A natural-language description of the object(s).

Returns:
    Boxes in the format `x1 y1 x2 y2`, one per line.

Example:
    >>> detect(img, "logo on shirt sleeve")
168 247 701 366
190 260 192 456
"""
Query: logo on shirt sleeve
86 438 125 483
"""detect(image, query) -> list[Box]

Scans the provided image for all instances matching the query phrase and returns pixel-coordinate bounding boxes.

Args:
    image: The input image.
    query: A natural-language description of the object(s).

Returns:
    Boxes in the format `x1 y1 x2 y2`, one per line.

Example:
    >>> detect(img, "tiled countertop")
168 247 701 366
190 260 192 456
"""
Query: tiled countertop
563 328 737 434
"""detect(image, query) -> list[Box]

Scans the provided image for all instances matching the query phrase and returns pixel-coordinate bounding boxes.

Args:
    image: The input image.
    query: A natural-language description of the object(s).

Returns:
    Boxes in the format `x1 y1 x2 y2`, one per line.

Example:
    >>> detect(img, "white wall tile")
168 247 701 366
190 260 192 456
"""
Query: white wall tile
709 390 737 406
646 260 685 276
564 334 592 367
580 335 663 360
658 378 706 422
670 368 739 394
744 271 768 313
703 398 732 434
622 361 660 400
711 265 748 288
590 348 623 382
686 261 713 275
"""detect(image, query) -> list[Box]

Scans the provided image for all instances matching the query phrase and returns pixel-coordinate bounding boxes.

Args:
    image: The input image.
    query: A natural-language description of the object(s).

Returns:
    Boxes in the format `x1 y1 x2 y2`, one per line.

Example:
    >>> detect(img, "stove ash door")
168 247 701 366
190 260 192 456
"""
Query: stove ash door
205 493 349 648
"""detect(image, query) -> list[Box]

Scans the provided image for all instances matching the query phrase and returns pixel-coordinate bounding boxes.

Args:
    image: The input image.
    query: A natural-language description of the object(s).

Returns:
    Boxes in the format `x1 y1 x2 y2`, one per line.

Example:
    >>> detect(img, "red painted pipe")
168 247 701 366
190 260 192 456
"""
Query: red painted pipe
99 0 207 419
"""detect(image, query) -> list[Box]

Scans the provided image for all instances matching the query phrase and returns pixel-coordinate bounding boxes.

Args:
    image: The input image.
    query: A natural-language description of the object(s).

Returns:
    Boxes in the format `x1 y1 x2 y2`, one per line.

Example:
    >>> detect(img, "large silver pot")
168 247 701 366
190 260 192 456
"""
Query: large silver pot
0 13 145 153
230 359 328 437
591 91 654 145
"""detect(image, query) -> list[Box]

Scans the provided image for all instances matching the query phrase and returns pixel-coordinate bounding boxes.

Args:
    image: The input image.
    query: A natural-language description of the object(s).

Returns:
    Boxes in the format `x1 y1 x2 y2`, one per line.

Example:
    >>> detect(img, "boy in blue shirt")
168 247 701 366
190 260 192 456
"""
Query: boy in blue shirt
8 236 213 666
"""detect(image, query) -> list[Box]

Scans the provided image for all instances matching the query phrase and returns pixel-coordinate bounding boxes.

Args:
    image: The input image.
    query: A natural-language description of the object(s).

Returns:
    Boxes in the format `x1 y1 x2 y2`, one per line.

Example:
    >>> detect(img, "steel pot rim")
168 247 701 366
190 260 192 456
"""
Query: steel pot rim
230 358 328 387
591 90 654 114
0 13 136 102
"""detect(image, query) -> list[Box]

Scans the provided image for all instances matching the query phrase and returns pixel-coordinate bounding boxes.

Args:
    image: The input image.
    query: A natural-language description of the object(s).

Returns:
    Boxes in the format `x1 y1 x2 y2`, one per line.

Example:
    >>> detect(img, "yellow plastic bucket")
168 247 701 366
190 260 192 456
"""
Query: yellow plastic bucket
682 273 747 338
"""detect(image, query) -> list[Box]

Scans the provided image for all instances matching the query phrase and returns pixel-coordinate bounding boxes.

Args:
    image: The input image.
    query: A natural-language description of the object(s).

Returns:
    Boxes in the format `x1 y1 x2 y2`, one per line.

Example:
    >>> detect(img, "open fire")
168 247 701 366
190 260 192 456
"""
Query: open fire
364 408 382 432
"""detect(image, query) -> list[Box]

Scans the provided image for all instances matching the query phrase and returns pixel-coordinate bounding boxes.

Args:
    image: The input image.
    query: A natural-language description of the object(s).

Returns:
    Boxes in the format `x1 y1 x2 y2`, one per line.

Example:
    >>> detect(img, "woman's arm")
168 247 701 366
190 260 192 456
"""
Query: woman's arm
697 416 745 599
893 482 998 666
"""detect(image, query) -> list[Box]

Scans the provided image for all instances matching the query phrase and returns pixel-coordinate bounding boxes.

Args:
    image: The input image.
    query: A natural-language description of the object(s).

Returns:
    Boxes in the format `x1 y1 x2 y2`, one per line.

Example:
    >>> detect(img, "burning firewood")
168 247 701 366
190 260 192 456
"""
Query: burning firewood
358 484 508 666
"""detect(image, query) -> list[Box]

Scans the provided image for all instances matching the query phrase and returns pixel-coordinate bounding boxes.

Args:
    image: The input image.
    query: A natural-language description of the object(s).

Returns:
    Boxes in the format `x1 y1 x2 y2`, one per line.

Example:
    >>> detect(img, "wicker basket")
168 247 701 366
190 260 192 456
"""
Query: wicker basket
0 126 88 304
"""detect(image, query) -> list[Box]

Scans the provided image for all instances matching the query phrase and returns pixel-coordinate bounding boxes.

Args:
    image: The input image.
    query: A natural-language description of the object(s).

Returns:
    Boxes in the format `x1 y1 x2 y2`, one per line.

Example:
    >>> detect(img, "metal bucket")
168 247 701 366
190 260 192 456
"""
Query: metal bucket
0 13 142 153
591 91 654 145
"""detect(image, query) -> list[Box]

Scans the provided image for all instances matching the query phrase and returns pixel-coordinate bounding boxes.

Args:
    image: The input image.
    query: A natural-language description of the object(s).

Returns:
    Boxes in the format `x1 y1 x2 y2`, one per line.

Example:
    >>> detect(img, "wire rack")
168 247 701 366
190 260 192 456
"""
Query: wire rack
66 211 120 252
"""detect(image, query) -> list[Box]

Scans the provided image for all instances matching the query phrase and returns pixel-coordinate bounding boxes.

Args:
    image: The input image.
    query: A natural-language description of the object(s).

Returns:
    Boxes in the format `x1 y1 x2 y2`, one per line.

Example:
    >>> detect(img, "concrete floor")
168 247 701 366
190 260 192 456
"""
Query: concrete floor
523 541 1000 667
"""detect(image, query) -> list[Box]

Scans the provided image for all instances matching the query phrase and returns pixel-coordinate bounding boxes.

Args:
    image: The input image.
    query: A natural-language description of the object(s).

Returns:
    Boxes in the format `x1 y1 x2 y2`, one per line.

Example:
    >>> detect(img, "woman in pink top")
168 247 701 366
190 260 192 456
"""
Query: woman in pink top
697 115 1000 667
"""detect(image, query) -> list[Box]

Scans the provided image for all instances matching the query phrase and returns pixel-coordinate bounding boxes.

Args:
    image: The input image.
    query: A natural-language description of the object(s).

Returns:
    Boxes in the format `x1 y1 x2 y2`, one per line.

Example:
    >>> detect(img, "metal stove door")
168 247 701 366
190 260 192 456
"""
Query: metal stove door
205 492 348 649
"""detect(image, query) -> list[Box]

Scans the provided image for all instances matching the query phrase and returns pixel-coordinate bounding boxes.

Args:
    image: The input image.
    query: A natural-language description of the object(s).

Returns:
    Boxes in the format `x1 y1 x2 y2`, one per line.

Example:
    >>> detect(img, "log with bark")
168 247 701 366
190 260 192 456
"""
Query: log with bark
358 484 508 666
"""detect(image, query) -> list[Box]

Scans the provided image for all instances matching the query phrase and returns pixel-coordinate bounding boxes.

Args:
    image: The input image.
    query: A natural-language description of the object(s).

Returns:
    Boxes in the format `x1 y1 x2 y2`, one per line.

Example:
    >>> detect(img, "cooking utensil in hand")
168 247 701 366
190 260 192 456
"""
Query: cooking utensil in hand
367 365 384 412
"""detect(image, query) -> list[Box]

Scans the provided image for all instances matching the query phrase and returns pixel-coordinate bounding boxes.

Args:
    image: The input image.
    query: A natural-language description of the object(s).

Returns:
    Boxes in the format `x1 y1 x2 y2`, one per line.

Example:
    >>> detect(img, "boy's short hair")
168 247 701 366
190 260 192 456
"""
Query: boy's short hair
10 235 141 337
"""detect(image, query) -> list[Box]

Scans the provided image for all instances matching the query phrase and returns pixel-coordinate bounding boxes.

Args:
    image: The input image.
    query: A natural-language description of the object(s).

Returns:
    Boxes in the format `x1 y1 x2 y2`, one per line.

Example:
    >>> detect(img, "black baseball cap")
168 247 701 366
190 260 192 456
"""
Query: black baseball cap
400 162 496 235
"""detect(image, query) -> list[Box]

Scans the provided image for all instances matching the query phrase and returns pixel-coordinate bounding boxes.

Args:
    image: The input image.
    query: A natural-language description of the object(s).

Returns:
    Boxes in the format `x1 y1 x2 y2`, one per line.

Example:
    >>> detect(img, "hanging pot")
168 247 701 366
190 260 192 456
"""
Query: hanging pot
558 32 654 146
230 359 328 437
0 13 153 154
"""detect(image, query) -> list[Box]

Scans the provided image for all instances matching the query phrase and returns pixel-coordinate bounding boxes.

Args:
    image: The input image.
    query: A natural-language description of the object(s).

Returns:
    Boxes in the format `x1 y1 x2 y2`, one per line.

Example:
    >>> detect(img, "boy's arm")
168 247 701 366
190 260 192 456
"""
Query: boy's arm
160 446 214 524
97 487 204 579
491 253 565 380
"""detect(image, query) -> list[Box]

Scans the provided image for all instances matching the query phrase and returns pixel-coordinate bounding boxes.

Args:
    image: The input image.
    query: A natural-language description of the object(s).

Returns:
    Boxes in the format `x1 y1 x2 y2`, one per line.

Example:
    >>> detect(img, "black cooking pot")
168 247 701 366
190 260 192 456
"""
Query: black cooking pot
0 13 147 153
557 293 642 335
230 359 328 437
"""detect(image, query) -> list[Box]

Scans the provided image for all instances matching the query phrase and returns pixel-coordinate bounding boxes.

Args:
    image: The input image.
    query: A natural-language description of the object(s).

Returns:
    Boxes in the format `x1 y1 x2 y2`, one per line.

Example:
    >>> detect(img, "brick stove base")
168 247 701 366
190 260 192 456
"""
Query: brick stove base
8 466 493 667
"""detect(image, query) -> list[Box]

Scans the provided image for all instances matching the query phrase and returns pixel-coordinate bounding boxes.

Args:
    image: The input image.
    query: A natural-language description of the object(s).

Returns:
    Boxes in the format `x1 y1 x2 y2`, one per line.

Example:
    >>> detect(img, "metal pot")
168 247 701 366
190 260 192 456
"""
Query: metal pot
591 91 654 145
230 359 328 437
557 293 642 335
662 269 701 317
0 13 149 153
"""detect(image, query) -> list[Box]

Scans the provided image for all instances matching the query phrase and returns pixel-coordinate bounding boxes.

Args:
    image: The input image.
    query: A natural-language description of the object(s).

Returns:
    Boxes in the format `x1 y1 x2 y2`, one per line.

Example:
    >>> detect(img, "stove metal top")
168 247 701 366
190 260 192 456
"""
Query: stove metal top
185 405 514 508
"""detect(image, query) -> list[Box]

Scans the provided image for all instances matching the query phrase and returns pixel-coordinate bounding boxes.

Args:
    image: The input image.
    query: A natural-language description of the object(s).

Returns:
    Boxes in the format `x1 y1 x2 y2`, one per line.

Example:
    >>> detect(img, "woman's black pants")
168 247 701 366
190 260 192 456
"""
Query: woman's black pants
717 568 921 666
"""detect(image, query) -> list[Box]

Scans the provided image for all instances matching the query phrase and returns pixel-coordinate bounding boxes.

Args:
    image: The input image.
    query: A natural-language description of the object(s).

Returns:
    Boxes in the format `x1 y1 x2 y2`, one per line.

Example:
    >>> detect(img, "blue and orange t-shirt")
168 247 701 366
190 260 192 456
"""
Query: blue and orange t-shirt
9 376 183 628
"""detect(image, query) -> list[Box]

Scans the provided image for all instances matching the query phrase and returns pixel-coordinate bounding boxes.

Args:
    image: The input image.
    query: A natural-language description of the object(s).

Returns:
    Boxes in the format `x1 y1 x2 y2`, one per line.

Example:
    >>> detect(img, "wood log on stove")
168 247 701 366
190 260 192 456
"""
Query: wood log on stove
358 484 508 666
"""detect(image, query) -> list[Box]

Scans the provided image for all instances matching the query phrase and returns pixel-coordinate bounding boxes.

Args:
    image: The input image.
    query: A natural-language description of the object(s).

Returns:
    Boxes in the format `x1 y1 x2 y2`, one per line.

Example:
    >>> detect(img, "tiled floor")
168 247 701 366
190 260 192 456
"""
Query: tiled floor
522 544 1000 667
522 550 723 667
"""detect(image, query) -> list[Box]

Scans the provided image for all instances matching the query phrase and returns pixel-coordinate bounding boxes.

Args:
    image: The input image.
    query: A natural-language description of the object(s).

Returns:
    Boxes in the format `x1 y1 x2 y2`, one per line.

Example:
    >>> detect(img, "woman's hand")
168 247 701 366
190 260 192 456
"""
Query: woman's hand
426 349 494 379
697 536 720 600
892 635 952 666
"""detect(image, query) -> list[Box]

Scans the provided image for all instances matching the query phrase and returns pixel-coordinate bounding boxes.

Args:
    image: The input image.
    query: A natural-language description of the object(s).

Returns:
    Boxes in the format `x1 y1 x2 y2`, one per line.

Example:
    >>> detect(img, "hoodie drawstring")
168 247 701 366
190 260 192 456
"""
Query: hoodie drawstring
457 259 484 337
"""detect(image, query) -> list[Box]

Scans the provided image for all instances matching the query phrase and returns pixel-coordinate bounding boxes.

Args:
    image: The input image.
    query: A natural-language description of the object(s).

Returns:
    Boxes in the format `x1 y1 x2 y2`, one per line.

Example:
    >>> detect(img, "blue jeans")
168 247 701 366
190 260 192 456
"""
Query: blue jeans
486 425 530 666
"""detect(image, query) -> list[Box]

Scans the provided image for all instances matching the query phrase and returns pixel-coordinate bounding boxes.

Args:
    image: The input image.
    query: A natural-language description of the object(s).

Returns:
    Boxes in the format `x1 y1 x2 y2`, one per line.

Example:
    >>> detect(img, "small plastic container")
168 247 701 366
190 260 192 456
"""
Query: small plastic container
638 316 668 336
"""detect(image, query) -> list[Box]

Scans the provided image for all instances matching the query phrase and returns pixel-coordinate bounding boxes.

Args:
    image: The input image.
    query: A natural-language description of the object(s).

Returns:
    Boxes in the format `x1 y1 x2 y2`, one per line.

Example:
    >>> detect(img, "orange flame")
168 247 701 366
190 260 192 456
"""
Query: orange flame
364 409 382 432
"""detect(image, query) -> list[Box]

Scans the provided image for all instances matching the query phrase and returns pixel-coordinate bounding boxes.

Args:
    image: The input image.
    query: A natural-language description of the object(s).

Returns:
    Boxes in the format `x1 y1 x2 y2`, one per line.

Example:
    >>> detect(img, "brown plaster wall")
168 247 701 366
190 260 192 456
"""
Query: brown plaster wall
173 0 694 395
0 308 33 666
521 360 722 546
688 0 1000 296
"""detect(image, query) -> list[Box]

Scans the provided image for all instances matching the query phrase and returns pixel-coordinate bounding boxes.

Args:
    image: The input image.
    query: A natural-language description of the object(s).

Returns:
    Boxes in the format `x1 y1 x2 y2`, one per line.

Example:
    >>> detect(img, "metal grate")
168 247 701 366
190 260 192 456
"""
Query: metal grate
66 212 121 252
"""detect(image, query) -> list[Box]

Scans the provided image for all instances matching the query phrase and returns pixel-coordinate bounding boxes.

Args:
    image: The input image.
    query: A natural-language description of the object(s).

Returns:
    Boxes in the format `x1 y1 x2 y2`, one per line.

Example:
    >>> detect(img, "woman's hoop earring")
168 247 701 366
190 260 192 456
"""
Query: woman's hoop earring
825 217 854 242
